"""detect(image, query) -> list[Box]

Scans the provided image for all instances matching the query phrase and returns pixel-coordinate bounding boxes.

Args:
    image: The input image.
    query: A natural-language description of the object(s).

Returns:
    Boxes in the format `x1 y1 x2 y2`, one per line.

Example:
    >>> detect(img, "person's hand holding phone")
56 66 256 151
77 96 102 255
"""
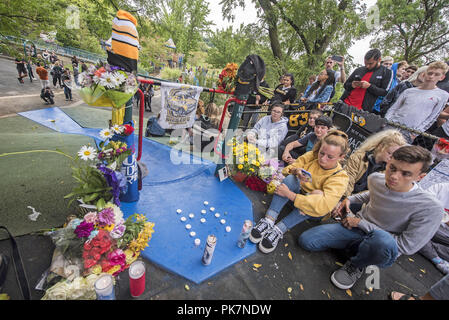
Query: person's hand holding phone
359 81 371 89
332 198 351 220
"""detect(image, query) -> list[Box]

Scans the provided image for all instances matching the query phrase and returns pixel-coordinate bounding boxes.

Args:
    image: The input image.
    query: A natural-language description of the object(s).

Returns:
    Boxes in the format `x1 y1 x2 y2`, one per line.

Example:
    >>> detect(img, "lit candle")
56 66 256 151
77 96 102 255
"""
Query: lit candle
94 274 115 300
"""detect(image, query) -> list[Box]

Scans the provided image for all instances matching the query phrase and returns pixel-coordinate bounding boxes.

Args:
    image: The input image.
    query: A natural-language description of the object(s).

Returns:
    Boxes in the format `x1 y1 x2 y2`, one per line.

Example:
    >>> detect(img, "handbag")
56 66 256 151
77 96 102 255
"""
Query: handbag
0 226 31 300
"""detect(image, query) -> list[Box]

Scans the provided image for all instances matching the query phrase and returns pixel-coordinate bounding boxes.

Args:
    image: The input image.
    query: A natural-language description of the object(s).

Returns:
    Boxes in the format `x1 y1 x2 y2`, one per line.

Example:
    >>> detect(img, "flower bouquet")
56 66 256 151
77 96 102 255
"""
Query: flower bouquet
259 159 285 194
77 63 138 125
431 138 449 162
42 206 155 300
64 124 133 210
217 63 238 93
228 138 265 181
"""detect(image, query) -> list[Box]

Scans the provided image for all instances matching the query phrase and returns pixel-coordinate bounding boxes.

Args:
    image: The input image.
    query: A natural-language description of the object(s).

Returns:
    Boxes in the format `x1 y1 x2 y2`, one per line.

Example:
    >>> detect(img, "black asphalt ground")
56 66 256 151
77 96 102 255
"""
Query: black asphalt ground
0 57 446 308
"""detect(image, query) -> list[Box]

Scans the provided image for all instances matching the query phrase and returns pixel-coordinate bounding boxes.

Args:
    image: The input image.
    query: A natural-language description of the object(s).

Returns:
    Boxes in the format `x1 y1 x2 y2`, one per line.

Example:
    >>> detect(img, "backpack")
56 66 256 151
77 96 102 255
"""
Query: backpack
145 117 165 137
234 54 266 97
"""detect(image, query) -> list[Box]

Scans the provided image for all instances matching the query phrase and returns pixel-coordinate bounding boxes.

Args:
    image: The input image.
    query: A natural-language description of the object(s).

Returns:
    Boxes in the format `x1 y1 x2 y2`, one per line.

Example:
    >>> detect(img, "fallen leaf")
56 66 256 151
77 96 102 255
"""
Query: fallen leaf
346 289 352 297
253 263 262 268
252 268 259 272
287 287 292 293
321 290 326 295
327 292 331 299
335 262 344 267
420 269 426 274
408 258 414 262
368 287 373 292
184 284 190 291
284 243 288 247
262 201 267 205
288 252 292 260
299 284 304 291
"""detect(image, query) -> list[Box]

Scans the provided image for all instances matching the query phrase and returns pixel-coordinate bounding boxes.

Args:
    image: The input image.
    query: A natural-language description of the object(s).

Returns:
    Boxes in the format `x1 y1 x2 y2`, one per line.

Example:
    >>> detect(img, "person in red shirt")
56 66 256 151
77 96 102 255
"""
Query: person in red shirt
339 49 393 112
35 62 50 89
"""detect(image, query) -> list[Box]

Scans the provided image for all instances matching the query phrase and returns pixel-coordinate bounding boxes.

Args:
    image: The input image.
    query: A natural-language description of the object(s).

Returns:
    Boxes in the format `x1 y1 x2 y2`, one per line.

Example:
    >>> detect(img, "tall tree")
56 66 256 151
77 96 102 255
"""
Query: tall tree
370 0 449 63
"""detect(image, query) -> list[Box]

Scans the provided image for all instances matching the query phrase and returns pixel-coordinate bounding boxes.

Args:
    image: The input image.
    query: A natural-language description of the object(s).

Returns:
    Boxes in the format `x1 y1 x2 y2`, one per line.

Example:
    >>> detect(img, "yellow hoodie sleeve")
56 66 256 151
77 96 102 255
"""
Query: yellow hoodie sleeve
282 151 315 176
293 170 349 217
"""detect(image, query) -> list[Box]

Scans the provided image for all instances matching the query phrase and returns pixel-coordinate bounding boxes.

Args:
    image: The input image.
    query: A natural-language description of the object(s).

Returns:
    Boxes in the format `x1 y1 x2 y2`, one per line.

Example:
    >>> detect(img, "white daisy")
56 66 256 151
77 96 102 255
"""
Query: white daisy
78 145 97 161
111 124 123 134
99 128 113 140
114 72 126 85
99 72 119 89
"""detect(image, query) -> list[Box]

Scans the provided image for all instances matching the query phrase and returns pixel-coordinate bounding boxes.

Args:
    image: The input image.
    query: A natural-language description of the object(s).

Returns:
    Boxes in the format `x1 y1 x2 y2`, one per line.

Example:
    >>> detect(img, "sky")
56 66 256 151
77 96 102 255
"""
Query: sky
206 0 377 64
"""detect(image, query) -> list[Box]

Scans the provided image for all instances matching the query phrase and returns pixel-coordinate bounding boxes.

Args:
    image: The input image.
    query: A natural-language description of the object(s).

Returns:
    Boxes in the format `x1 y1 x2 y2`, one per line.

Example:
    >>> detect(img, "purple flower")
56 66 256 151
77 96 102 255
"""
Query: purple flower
98 207 115 226
74 221 94 238
97 164 121 206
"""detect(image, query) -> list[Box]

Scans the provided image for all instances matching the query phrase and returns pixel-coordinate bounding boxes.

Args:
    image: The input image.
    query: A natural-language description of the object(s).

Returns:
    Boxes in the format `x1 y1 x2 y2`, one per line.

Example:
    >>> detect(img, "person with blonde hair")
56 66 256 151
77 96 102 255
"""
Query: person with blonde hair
250 130 350 254
379 65 428 117
342 129 407 199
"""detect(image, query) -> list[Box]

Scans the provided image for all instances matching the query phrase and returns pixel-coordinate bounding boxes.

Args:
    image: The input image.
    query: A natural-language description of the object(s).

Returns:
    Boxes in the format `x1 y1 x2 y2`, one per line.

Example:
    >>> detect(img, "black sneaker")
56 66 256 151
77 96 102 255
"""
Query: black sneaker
259 225 283 254
249 217 273 244
330 261 365 290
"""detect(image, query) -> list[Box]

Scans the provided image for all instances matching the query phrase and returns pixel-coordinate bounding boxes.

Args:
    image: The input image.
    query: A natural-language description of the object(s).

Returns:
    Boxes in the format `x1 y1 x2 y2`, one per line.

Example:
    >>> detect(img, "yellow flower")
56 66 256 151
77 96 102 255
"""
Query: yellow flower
106 265 121 275
250 168 255 172
237 164 243 170
101 224 114 232
91 265 102 275
238 157 244 164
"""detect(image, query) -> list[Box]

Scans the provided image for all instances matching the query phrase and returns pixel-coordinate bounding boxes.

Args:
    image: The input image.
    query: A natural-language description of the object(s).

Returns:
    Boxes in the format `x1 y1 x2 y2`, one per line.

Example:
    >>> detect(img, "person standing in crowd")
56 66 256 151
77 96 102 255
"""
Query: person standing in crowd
42 49 50 63
50 51 58 65
339 49 393 113
26 58 35 83
35 62 49 89
379 66 428 117
299 69 335 103
144 84 154 112
81 62 88 73
385 61 449 143
300 145 443 290
402 65 418 81
62 68 73 101
324 55 346 84
250 130 350 254
51 61 63 89
280 115 333 164
381 56 394 69
15 56 27 84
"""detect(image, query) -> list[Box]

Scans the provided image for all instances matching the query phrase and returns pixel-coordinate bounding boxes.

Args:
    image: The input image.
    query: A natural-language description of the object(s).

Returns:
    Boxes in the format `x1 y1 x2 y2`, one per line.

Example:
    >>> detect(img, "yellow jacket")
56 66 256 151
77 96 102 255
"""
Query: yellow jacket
342 150 369 198
282 151 349 217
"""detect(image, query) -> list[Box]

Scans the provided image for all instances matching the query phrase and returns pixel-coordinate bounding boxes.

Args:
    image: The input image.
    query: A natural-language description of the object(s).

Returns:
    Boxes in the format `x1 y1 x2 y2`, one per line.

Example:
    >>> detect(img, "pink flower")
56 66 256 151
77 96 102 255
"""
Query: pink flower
84 212 98 225
98 207 115 226
110 223 126 239
74 221 94 238
108 249 126 266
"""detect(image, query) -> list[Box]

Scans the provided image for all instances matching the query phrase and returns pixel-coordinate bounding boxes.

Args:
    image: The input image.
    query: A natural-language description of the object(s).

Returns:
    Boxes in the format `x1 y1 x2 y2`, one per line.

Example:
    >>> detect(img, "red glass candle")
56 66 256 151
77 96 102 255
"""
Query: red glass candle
129 260 146 298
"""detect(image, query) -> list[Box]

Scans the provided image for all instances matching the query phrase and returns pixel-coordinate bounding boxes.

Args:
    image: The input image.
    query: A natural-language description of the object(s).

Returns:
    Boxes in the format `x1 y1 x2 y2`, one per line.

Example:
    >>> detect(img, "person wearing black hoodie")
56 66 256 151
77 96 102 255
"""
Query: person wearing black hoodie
339 49 393 113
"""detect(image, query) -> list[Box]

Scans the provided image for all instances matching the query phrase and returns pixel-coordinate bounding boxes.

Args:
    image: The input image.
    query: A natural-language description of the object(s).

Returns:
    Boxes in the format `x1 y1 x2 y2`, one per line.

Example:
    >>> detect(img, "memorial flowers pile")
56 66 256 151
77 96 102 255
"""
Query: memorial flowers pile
42 207 155 300
64 124 133 209
217 63 238 93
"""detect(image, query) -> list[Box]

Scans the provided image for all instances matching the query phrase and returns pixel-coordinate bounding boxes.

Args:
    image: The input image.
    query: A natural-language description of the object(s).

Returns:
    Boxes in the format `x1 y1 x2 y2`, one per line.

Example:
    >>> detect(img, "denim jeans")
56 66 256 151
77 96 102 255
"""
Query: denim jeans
266 174 321 233
299 223 399 269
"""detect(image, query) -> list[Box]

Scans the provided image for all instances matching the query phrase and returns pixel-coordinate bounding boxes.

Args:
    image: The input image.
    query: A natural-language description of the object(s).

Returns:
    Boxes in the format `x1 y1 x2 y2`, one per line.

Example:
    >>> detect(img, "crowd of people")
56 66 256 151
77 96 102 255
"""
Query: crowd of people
15 48 88 105
233 48 449 299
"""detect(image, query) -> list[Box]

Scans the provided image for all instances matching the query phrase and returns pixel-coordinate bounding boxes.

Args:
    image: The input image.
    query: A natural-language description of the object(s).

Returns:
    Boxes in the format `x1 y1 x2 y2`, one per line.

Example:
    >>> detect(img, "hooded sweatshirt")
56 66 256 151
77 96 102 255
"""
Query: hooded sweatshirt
247 115 288 149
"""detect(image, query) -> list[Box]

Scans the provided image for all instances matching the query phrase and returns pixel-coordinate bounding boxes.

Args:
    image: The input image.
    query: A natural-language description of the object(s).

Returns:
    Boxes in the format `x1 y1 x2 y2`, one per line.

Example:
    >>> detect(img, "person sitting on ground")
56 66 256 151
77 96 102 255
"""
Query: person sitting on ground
418 183 449 275
390 273 449 300
379 66 428 118
299 70 335 104
246 103 289 157
40 86 55 105
385 61 449 143
299 145 443 290
341 129 407 208
280 115 333 165
278 109 324 160
250 130 350 254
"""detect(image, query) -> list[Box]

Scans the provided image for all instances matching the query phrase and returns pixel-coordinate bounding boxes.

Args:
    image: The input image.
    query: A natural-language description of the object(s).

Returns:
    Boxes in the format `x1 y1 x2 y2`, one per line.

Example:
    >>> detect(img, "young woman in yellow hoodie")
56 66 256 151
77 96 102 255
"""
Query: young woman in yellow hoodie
250 130 350 253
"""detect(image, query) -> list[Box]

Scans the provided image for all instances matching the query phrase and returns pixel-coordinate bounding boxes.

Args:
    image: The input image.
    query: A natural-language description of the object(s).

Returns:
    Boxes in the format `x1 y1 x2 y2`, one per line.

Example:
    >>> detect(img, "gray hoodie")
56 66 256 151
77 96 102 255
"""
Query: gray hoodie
247 115 289 149
348 172 443 256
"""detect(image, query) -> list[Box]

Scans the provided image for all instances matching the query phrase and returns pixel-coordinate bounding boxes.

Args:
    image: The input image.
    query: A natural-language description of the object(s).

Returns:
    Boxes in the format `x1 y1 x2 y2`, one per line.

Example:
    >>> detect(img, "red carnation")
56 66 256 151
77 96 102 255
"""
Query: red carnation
123 124 134 136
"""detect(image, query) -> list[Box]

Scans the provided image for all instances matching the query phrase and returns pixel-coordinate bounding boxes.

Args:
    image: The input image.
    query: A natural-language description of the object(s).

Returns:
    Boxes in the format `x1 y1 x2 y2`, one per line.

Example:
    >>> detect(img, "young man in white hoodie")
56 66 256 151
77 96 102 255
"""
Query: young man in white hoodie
246 103 289 158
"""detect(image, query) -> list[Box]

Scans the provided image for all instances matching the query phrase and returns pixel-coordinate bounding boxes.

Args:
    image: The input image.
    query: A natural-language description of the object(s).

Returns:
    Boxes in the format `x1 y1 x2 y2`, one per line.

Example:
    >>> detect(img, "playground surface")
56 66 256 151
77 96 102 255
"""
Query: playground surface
0 101 445 302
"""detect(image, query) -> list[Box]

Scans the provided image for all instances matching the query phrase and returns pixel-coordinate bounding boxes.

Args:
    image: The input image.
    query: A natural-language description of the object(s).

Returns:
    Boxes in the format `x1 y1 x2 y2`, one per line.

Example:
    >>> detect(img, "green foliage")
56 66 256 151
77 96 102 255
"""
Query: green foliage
371 0 449 63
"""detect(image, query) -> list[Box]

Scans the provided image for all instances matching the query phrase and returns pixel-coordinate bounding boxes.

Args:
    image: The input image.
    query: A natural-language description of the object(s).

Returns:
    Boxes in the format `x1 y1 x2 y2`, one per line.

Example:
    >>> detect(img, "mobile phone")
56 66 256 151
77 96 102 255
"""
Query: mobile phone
300 169 312 182
331 55 343 63
354 75 361 81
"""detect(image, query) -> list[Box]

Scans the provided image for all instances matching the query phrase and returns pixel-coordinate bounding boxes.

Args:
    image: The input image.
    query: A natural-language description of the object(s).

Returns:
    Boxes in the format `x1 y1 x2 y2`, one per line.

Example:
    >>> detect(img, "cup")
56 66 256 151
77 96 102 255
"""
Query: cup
129 260 146 298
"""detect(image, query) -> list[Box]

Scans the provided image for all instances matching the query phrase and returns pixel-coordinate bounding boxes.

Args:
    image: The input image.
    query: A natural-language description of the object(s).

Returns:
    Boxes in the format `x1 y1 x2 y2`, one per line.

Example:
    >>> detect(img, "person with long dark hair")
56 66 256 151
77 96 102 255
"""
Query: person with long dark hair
300 69 335 103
